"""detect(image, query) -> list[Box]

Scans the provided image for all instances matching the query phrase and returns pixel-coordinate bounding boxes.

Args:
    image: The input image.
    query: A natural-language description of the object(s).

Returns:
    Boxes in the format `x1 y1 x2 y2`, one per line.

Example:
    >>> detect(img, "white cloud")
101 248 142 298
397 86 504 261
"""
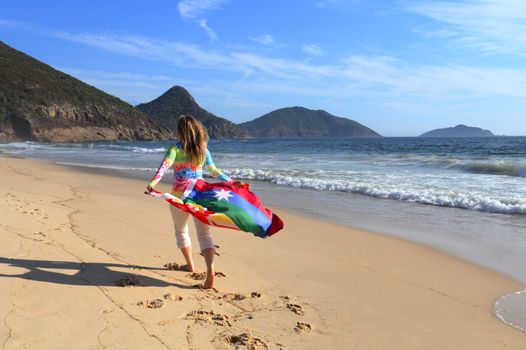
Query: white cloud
302 44 323 56
405 0 526 55
340 55 526 98
53 30 526 100
4 20 525 116
177 1 226 41
199 19 218 41
249 34 278 47
53 32 231 68
61 68 174 87
0 19 33 30
231 52 338 80
53 31 337 81
178 0 228 18
59 68 179 104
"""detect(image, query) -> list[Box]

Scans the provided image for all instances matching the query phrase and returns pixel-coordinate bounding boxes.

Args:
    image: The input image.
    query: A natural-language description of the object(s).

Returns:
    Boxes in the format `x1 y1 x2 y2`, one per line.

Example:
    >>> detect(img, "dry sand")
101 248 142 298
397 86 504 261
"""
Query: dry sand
0 155 525 349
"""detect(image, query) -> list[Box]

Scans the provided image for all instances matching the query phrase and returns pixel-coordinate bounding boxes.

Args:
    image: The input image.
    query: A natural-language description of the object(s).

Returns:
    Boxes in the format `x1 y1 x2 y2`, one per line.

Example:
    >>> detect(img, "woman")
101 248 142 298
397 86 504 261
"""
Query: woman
147 115 242 289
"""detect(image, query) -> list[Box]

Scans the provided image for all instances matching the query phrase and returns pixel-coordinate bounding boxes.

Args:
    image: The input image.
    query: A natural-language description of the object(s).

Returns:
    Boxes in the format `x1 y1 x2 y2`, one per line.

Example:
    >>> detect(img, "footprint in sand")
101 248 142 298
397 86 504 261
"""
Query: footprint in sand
224 332 268 349
137 299 165 309
33 231 47 237
185 310 234 327
193 284 219 292
286 303 305 315
158 319 176 326
294 322 312 334
163 293 183 301
222 292 261 302
187 272 207 280
114 275 141 287
31 231 50 242
186 271 227 280
164 262 191 271
222 293 247 301
16 203 48 221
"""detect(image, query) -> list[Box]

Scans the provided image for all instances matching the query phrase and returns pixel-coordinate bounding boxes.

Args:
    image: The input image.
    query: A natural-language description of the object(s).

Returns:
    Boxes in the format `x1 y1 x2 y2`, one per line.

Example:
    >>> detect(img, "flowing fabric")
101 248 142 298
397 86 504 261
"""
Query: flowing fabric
147 179 284 238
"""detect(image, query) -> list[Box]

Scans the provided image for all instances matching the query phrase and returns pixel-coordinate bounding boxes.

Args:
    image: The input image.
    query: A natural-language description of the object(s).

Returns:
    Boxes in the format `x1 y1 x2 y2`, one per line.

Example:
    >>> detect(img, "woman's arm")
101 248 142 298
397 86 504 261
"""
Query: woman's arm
148 145 177 189
204 149 234 183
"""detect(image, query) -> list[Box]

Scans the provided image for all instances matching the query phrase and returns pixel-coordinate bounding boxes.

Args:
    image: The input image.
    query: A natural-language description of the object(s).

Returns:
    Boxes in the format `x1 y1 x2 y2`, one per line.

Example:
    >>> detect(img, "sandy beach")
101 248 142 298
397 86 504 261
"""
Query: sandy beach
0 155 525 349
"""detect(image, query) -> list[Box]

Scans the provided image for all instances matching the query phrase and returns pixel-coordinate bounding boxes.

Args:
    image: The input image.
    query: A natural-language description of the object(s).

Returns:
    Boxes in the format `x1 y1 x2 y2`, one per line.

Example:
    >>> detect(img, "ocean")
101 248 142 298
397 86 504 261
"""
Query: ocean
1 137 525 331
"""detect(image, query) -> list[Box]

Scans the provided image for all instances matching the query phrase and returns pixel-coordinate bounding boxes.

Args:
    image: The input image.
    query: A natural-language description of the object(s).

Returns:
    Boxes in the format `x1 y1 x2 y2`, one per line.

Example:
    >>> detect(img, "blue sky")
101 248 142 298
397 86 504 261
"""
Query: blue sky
1 0 526 136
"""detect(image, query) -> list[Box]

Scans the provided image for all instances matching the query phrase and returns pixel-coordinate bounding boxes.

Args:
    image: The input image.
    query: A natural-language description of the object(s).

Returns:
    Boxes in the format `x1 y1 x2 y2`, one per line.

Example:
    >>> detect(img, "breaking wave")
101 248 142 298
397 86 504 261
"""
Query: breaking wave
227 168 526 215
453 161 526 178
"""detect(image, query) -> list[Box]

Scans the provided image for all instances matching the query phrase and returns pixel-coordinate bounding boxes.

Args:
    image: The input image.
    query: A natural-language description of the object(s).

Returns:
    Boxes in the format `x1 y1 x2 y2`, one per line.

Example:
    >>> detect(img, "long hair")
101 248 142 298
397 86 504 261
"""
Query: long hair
176 115 208 166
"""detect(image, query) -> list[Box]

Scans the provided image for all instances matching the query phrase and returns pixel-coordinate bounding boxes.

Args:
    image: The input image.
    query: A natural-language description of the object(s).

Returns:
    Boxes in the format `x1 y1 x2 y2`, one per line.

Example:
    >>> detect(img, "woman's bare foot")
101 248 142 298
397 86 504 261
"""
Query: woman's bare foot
201 247 215 289
181 264 197 272
202 272 215 289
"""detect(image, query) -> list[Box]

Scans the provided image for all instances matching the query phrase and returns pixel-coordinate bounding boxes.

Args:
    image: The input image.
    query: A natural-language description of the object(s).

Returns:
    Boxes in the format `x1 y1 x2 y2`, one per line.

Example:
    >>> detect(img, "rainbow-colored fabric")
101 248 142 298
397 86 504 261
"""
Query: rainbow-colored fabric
147 144 284 237
148 179 284 238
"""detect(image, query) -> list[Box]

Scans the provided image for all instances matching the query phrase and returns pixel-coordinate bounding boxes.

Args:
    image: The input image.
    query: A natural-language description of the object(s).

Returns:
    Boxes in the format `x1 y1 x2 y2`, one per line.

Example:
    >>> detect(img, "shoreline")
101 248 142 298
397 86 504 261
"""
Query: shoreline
1 154 525 349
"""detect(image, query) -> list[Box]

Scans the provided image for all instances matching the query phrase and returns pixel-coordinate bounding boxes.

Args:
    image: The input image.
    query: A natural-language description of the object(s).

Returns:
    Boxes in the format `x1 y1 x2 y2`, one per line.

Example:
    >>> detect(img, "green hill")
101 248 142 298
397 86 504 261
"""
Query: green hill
136 86 246 139
240 106 381 138
0 41 174 142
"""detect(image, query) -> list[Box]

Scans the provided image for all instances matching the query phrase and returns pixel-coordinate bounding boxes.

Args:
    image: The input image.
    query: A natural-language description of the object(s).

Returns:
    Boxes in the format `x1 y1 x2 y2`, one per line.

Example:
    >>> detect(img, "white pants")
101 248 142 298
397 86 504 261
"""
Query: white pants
169 205 214 252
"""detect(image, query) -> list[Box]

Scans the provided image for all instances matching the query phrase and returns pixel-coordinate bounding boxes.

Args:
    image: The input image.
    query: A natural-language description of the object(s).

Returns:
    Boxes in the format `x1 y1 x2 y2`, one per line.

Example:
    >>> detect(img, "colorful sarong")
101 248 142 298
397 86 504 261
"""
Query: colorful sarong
147 179 284 238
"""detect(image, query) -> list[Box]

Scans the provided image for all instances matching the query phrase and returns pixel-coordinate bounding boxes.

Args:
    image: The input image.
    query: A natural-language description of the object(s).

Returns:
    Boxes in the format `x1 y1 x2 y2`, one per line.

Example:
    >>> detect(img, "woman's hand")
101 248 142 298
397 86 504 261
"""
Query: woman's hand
145 185 154 194
233 181 248 190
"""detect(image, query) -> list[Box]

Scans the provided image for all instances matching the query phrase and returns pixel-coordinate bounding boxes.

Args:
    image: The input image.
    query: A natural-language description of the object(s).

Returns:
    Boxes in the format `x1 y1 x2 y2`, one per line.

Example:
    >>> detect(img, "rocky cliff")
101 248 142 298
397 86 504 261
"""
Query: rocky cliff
136 86 246 139
0 41 174 142
240 106 381 138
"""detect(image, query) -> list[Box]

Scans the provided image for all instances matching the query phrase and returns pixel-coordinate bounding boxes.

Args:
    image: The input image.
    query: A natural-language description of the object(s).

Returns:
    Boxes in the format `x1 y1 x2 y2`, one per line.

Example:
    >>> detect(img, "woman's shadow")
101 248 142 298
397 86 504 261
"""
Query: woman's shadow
0 256 194 289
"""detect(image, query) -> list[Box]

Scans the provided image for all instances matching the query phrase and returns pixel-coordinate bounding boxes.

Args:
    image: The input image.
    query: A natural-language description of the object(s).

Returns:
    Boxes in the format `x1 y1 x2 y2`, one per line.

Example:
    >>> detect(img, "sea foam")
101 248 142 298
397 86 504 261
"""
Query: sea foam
226 168 526 215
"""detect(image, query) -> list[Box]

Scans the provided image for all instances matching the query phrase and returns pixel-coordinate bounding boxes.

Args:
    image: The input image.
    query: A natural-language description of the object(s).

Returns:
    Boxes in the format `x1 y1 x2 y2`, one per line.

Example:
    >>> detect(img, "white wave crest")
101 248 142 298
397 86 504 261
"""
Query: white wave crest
227 168 526 215
131 147 165 153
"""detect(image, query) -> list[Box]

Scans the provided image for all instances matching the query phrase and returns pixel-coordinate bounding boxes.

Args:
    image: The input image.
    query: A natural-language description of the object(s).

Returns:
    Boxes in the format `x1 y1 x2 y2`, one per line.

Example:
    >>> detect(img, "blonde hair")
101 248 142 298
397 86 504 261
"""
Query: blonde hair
177 115 208 166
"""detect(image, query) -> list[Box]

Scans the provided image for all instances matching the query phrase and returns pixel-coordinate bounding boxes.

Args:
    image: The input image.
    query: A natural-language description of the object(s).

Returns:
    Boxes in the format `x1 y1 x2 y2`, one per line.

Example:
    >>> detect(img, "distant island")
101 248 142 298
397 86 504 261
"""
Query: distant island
240 107 381 138
419 124 495 138
0 41 382 142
